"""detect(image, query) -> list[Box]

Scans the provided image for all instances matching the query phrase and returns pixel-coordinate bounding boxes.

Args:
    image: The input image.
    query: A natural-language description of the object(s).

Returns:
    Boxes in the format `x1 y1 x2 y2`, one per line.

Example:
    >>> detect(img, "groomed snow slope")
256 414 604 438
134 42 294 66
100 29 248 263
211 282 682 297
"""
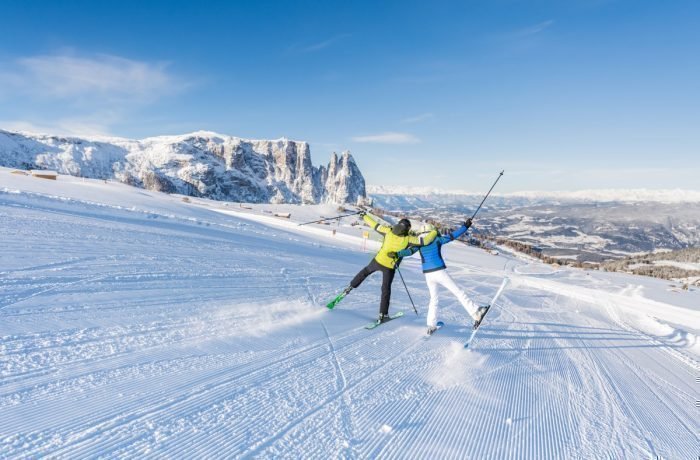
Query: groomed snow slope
1 169 698 459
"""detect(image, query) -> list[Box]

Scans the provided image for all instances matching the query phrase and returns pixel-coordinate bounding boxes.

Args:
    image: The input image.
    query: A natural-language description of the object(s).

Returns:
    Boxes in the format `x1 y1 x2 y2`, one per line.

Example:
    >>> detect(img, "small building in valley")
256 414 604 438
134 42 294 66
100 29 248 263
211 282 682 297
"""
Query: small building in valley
30 170 58 180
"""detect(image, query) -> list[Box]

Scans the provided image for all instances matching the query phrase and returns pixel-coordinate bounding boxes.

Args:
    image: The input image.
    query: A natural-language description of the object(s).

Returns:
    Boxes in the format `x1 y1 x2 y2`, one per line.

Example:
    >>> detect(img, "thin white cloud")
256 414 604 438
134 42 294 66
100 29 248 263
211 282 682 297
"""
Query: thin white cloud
400 113 435 124
0 120 48 133
515 20 554 38
294 34 351 53
352 132 420 144
0 53 186 100
0 52 191 136
1 116 114 137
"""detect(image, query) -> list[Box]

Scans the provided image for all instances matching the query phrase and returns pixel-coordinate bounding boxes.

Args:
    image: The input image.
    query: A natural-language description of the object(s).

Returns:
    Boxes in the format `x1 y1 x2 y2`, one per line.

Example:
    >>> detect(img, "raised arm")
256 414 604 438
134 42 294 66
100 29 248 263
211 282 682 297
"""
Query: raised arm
362 213 391 235
407 228 438 247
439 219 471 245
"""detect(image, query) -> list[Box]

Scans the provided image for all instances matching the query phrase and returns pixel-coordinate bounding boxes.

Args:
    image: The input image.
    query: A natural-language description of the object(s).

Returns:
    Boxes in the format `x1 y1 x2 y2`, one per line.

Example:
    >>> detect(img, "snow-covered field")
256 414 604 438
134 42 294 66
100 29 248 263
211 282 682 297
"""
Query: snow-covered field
1 169 698 458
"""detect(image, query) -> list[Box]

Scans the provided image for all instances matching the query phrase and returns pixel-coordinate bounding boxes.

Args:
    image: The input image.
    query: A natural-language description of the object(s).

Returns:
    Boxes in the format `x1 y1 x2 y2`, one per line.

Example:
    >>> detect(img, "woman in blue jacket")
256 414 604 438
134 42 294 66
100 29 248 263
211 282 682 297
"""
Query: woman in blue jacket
393 218 486 334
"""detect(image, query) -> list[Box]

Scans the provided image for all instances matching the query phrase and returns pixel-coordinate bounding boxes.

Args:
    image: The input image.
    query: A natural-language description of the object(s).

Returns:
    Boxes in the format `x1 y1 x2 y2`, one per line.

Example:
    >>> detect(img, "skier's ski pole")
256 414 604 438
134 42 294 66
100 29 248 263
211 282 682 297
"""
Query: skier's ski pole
470 170 504 220
452 170 503 248
298 210 364 226
396 266 418 316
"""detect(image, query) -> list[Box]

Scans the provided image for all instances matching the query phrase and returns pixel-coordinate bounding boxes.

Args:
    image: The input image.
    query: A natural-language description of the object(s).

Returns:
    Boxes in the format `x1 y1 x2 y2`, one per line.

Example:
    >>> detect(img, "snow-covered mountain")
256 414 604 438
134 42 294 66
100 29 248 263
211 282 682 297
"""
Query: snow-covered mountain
370 192 700 261
368 185 700 203
0 129 367 205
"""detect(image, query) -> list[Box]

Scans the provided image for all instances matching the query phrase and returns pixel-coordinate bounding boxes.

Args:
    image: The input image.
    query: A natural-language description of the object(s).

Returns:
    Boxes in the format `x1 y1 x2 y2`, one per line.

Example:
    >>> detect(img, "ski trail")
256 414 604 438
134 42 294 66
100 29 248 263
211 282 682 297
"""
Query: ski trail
0 274 108 311
319 318 353 446
2 182 698 458
247 323 429 458
9 333 336 457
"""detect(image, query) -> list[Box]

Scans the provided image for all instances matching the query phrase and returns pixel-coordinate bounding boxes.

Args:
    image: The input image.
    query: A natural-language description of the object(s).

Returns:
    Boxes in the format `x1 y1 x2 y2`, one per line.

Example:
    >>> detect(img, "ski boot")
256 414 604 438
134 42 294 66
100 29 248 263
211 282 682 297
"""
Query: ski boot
473 306 489 329
426 325 438 335
377 313 391 324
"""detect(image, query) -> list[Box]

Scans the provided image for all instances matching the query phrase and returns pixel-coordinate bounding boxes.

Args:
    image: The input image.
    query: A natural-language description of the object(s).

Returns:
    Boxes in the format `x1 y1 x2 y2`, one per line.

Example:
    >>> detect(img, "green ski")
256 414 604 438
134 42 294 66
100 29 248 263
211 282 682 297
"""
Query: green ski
364 311 404 330
326 289 350 309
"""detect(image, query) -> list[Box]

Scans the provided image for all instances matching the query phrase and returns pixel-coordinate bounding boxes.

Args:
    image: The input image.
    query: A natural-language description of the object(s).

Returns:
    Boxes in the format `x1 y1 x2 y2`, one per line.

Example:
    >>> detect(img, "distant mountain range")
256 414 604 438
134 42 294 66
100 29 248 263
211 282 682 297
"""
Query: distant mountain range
367 185 700 203
0 129 367 205
369 191 700 262
2 128 697 261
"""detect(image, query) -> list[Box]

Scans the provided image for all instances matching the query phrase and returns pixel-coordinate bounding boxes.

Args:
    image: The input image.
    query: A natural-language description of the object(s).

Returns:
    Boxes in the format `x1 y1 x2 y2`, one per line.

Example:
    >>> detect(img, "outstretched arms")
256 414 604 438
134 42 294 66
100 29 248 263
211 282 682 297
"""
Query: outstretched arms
362 213 391 235
397 246 420 258
438 218 472 245
388 231 436 261
407 229 438 247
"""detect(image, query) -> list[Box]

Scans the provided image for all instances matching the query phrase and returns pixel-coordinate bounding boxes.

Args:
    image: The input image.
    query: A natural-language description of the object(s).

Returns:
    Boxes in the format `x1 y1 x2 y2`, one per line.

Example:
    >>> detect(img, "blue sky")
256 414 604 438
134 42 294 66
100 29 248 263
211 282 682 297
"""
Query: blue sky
1 0 698 191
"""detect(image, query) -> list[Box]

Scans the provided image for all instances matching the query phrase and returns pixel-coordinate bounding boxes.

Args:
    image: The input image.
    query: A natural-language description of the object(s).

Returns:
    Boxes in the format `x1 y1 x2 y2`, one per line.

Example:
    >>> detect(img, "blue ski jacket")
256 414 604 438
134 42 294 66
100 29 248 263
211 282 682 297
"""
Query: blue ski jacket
397 224 469 273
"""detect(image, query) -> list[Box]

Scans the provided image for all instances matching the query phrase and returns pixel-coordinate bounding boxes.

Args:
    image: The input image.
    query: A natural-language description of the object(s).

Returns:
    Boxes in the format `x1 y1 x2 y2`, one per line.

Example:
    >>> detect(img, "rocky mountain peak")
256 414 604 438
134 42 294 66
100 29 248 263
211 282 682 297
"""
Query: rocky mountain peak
0 129 367 205
323 150 367 205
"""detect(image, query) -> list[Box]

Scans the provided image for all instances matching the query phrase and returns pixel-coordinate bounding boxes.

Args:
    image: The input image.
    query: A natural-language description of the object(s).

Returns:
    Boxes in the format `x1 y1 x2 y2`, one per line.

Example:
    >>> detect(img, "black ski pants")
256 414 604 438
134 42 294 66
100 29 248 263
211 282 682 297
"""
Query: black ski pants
350 259 396 315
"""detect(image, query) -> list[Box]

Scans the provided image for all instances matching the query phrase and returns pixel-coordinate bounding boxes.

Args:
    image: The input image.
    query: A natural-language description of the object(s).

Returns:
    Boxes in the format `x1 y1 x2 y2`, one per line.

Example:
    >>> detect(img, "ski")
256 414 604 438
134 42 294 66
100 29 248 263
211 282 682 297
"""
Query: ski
364 311 404 330
464 278 509 349
326 289 349 310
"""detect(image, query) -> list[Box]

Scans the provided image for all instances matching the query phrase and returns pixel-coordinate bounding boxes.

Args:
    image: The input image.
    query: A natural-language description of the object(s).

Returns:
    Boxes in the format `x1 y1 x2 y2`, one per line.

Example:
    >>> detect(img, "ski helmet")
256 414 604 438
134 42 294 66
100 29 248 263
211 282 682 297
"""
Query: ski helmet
393 218 411 236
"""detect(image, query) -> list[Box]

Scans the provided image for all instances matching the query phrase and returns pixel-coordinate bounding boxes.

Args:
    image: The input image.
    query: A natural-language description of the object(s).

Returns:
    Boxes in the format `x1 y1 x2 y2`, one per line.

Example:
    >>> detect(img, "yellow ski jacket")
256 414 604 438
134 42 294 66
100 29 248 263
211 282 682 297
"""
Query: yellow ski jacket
363 214 438 269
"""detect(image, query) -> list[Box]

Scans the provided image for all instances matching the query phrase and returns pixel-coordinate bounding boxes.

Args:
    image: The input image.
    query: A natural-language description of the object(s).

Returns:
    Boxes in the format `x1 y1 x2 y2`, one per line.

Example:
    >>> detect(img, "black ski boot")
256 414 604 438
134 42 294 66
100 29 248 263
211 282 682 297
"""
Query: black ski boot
473 306 489 329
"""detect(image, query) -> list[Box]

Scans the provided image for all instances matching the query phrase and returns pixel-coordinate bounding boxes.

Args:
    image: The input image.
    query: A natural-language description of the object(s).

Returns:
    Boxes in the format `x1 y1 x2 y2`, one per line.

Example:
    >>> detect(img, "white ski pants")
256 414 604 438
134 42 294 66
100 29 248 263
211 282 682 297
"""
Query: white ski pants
424 269 478 327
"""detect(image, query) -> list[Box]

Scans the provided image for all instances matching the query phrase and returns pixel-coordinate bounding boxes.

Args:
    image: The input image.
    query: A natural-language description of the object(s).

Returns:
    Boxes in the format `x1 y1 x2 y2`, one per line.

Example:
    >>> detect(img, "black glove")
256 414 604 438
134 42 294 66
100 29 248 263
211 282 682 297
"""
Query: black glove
358 210 367 217
387 251 398 259
463 218 472 229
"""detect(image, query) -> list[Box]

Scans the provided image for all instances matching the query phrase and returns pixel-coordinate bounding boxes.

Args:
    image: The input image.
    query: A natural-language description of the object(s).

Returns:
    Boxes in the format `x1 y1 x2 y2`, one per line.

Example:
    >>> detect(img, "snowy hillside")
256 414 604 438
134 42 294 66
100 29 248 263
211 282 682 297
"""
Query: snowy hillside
1 168 698 458
602 247 700 286
0 129 367 205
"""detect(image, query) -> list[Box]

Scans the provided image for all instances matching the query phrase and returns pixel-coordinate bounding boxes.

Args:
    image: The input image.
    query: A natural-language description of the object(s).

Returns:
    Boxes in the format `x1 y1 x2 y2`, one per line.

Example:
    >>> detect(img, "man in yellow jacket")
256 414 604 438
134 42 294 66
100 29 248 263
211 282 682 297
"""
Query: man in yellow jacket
343 211 438 323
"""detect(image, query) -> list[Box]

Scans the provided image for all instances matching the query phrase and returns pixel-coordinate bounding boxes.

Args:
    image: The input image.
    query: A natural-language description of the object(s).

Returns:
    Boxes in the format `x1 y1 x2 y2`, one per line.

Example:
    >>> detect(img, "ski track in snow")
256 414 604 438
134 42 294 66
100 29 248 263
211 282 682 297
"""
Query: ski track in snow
0 185 698 459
